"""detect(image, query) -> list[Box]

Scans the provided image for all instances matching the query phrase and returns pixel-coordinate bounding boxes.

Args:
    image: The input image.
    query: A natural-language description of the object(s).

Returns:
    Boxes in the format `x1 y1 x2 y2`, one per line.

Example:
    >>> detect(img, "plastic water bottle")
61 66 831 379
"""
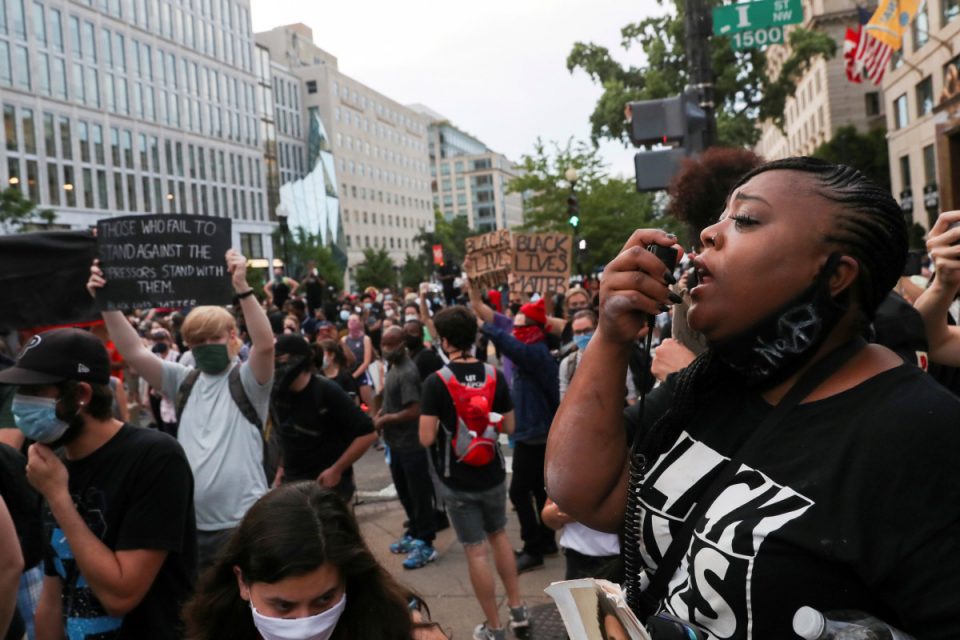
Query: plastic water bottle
792 606 915 640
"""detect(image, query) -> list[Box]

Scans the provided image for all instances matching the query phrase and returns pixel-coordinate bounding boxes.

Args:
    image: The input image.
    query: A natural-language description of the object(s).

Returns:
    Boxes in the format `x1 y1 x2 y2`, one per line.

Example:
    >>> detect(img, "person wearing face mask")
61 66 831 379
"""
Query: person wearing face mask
547 158 960 637
0 328 196 640
269 336 376 501
558 310 636 405
317 340 358 400
403 319 444 382
478 298 560 574
183 482 448 640
87 249 275 570
340 314 375 417
375 327 439 570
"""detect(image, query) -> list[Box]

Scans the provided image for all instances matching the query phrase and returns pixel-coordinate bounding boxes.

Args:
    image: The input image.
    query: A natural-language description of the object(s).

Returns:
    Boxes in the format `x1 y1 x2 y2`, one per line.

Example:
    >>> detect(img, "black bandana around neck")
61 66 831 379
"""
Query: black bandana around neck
710 253 848 389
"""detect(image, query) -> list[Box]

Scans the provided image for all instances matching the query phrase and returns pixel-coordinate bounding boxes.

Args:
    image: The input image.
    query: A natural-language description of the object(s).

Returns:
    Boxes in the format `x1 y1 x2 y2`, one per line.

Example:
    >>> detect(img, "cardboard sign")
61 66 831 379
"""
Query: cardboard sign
464 229 513 290
511 232 571 296
96 214 232 311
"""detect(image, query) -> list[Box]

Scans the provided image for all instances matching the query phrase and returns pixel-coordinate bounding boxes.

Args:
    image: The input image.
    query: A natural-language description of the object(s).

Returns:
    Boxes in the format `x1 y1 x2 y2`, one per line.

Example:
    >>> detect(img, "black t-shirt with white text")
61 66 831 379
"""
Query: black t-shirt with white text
624 365 960 639
421 362 513 491
273 375 374 482
43 425 196 640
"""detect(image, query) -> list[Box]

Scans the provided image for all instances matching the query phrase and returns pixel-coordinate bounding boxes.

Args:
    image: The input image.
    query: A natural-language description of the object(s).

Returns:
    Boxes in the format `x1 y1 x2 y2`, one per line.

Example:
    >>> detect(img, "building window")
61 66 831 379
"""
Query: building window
306 80 317 94
912 0 929 50
944 0 959 25
893 94 909 129
916 76 934 117
864 92 881 117
900 154 912 193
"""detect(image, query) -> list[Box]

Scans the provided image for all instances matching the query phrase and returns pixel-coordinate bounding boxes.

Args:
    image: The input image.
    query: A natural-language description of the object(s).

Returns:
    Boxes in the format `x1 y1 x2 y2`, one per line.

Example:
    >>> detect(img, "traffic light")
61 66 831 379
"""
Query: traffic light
625 90 708 192
567 194 580 230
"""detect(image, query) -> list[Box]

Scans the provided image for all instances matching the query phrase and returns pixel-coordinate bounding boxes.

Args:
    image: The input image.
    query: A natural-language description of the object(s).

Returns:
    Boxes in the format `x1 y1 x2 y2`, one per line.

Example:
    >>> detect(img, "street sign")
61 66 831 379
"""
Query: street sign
713 0 804 36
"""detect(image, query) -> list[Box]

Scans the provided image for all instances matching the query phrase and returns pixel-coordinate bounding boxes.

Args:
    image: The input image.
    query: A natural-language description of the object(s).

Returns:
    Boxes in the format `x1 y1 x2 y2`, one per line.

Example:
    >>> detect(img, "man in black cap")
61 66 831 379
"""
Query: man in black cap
271 334 376 502
0 328 196 640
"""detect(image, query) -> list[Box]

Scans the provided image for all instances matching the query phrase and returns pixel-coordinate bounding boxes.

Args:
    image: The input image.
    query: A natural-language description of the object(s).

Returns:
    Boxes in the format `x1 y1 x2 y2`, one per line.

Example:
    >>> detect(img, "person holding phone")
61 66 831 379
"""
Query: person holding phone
547 158 960 638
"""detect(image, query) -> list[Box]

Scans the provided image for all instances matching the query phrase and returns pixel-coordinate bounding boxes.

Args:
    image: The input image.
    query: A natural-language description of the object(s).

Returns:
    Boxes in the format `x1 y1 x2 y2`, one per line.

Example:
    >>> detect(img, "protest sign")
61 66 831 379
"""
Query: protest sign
0 231 99 330
96 214 233 311
511 232 571 296
464 229 513 290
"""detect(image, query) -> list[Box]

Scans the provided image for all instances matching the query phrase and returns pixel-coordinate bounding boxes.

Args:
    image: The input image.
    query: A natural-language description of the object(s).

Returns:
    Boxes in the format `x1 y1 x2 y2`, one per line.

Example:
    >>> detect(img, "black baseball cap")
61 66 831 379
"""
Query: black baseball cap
274 334 311 360
0 328 111 386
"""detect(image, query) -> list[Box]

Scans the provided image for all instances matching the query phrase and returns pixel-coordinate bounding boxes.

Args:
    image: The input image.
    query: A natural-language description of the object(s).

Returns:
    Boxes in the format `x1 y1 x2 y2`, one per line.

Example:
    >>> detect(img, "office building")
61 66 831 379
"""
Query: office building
754 0 887 160
882 0 960 229
413 106 524 232
0 0 274 254
256 24 433 284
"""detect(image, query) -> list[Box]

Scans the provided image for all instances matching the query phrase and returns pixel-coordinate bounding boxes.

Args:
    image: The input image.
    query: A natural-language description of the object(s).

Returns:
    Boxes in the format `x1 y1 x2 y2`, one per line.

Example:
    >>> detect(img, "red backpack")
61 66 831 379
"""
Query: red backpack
436 364 502 477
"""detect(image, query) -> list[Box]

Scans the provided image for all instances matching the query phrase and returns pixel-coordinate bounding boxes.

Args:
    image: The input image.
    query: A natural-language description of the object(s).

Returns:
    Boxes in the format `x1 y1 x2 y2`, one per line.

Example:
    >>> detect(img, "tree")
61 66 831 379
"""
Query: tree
413 210 474 274
567 9 836 148
271 226 344 291
354 247 397 290
0 187 56 233
400 253 429 289
812 125 890 192
509 138 683 271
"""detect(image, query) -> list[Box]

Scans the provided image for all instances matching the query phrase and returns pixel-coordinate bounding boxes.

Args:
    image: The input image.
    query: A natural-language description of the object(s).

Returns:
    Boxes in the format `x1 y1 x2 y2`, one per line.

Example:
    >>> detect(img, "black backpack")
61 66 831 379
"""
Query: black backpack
175 364 281 482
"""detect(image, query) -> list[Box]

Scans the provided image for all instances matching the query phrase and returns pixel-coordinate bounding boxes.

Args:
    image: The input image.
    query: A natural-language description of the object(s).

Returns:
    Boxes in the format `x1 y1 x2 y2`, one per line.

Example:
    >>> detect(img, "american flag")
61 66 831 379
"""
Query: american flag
845 6 894 85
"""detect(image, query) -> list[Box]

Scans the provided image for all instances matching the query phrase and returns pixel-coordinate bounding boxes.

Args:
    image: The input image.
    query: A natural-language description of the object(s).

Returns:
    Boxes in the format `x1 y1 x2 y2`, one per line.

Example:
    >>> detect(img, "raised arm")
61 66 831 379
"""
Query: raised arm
914 210 960 365
228 250 274 385
418 283 438 342
463 278 495 324
87 260 165 390
545 229 678 533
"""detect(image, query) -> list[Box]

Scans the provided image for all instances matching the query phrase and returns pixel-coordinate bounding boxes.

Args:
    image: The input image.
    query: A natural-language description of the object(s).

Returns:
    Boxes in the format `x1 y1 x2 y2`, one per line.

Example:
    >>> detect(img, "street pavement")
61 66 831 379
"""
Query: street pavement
352 442 569 640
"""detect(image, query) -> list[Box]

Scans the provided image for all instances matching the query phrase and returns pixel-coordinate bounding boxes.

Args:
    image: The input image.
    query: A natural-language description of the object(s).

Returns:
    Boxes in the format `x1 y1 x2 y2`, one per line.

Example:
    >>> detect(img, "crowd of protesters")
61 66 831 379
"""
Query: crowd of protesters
1 156 960 639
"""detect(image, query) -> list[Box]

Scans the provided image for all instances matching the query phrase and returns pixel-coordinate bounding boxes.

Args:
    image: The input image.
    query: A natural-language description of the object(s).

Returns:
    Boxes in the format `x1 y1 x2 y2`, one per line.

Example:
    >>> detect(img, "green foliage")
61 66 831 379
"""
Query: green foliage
508 139 681 272
812 125 890 191
354 247 398 290
0 187 56 232
413 210 474 271
272 226 344 290
567 11 836 148
400 253 429 289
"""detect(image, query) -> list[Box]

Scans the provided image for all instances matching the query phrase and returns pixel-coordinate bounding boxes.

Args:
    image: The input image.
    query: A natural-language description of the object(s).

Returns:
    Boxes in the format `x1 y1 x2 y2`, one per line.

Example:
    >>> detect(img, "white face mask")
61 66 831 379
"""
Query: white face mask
404 315 418 323
251 593 346 640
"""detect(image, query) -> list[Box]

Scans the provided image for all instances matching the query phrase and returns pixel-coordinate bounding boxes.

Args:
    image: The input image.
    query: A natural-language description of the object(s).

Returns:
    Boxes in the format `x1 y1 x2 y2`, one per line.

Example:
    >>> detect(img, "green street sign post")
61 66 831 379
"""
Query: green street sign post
712 0 804 50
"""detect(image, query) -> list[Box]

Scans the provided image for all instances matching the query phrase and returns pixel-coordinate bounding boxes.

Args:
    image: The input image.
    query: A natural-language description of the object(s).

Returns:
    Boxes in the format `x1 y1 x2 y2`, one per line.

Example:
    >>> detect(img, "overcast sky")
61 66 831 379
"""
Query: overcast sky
250 0 665 180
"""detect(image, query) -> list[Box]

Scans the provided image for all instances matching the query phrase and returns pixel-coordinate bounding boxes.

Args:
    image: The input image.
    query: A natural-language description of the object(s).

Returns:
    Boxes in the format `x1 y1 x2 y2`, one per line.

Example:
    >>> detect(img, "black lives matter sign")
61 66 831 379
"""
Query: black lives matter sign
96 214 232 311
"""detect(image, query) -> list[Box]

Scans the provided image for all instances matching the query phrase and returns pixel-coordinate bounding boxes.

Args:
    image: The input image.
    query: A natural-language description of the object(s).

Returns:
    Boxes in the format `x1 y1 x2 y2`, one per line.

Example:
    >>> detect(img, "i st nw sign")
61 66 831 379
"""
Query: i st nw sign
712 0 804 35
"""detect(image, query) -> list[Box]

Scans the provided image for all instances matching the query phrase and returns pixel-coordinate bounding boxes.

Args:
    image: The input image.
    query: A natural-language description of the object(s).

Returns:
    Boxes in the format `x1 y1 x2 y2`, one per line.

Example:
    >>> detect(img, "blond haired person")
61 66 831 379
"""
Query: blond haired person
87 249 275 568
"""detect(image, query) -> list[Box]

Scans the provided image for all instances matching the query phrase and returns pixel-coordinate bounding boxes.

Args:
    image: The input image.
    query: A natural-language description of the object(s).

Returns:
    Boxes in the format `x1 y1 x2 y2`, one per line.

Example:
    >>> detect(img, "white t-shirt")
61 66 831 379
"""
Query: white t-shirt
559 522 621 557
161 359 271 531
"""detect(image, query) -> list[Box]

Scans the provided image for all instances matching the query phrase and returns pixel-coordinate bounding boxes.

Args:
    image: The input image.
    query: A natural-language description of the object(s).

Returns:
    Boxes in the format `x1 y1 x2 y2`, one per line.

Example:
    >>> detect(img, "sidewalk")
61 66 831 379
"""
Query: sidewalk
353 448 568 639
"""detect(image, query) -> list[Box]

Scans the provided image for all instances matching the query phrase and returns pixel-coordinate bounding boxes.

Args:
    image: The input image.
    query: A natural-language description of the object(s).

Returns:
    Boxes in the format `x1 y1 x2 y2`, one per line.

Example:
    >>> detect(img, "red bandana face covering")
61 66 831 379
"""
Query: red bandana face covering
513 325 545 344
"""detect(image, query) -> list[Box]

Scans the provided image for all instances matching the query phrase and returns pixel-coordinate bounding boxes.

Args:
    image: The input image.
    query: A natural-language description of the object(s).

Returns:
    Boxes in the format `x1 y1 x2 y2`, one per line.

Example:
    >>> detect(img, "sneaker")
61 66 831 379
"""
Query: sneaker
514 552 544 574
390 534 415 554
402 540 438 570
508 604 530 638
473 622 507 640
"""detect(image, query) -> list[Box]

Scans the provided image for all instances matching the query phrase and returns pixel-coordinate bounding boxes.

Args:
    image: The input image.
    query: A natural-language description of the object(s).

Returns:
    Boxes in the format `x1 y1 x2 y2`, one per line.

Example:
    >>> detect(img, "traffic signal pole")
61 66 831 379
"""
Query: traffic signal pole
684 0 717 149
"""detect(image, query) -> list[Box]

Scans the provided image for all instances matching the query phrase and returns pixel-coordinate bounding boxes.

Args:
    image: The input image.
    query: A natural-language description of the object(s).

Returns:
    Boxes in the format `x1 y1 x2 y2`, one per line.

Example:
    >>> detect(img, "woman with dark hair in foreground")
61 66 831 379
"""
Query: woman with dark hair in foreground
183 482 446 640
546 157 960 638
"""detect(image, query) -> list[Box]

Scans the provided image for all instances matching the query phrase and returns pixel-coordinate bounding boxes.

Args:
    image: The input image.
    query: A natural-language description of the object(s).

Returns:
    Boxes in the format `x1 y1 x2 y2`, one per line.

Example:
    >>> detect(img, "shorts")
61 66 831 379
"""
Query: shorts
439 481 508 546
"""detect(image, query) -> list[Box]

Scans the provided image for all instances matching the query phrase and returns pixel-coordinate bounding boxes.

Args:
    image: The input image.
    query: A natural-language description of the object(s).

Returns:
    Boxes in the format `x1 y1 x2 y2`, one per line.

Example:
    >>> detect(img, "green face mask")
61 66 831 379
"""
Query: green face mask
192 343 230 375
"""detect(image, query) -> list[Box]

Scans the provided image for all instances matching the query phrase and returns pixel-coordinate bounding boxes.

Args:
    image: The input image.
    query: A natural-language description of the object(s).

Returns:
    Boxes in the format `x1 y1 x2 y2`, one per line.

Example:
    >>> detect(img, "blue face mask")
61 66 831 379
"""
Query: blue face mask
11 394 70 443
573 332 593 353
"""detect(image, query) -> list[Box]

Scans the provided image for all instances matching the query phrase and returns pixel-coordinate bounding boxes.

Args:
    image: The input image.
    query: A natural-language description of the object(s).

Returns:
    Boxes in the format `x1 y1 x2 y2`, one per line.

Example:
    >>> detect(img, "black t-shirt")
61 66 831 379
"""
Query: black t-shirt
411 346 444 381
43 425 196 640
273 375 374 482
624 365 960 639
381 359 423 454
0 443 42 568
421 362 513 491
324 368 358 398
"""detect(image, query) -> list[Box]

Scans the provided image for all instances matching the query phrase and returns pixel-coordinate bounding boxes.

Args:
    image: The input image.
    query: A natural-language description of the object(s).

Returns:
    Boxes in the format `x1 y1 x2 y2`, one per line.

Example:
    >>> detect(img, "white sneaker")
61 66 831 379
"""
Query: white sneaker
473 622 506 640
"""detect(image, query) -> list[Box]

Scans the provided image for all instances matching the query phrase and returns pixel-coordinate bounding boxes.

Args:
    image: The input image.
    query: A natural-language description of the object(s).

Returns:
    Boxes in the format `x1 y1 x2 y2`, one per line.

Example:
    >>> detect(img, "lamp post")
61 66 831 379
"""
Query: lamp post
564 167 582 278
276 206 290 273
